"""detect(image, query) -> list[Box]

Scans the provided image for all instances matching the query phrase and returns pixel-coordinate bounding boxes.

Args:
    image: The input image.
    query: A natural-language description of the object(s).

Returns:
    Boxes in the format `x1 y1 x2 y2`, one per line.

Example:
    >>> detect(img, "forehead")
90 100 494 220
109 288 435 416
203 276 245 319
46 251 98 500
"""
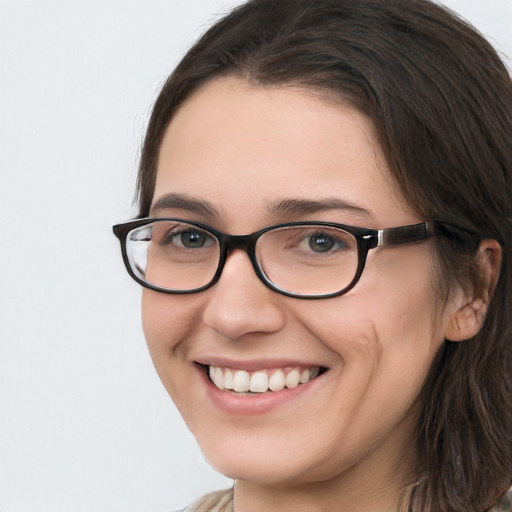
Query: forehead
154 77 415 228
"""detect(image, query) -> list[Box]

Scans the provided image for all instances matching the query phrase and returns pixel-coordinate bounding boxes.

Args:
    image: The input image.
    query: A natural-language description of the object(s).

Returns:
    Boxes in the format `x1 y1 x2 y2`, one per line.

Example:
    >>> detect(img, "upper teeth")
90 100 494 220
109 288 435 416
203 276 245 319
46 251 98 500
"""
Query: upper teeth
209 366 320 393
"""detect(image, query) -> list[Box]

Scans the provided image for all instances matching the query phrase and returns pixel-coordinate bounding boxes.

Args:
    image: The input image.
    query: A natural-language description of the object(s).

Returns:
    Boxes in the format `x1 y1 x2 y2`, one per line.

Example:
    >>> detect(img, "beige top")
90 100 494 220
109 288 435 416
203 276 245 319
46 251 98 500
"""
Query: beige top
180 487 512 512
182 489 233 512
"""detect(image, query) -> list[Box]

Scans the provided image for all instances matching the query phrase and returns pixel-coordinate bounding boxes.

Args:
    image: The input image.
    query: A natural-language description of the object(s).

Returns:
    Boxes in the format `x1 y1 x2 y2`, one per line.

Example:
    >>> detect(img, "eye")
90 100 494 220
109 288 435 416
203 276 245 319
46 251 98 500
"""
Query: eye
166 229 214 249
304 232 347 253
308 233 336 252
178 230 207 248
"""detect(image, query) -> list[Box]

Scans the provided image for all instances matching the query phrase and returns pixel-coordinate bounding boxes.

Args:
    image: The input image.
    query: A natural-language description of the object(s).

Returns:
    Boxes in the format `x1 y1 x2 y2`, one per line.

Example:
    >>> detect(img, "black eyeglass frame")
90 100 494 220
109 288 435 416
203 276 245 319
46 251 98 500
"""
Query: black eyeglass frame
112 217 457 299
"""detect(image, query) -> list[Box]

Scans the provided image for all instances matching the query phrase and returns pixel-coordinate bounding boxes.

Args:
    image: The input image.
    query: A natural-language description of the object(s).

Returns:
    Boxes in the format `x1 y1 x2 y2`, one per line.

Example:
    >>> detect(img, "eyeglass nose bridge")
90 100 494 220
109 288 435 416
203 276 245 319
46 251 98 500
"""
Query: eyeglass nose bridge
214 231 270 289
221 232 258 252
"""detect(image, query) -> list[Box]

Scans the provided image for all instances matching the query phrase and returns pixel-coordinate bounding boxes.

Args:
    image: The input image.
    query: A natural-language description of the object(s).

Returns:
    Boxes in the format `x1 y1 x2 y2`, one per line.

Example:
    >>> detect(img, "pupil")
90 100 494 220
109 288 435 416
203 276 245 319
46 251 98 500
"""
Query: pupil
309 234 333 252
181 231 205 248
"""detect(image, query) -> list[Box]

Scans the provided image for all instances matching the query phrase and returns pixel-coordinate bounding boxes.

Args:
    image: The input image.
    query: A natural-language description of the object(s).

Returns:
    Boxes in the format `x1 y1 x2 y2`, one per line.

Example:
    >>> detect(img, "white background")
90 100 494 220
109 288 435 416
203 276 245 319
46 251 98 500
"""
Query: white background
0 1 510 511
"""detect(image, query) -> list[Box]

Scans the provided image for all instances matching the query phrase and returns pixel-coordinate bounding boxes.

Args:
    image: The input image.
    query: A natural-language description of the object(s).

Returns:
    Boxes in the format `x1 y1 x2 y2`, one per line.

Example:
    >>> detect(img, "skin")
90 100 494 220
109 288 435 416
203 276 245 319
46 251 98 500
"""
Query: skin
142 77 466 512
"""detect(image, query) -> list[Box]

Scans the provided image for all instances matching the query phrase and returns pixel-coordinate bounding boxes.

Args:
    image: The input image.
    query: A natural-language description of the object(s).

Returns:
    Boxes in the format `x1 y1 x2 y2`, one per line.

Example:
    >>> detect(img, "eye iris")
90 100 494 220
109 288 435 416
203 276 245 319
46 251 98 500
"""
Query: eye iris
309 233 334 252
181 231 206 248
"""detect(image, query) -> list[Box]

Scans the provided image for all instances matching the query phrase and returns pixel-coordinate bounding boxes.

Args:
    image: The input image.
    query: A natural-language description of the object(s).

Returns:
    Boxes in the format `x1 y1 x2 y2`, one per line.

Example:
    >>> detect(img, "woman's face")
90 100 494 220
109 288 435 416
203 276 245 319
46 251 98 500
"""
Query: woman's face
142 77 453 489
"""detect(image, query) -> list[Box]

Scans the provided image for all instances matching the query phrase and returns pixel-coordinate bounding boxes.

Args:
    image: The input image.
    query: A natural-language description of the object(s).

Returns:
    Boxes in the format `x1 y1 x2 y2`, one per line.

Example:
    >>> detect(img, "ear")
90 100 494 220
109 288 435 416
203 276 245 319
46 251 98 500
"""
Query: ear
444 239 502 342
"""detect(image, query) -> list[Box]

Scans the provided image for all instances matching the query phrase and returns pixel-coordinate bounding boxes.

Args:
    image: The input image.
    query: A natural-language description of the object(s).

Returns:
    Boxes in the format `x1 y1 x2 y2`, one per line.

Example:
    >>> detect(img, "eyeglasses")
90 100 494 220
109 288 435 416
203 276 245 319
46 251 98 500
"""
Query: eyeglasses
112 217 451 299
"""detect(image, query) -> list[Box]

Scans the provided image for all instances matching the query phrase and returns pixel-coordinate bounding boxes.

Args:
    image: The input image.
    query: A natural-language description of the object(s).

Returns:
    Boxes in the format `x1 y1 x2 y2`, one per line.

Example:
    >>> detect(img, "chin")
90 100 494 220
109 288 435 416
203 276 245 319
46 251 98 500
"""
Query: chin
193 424 344 487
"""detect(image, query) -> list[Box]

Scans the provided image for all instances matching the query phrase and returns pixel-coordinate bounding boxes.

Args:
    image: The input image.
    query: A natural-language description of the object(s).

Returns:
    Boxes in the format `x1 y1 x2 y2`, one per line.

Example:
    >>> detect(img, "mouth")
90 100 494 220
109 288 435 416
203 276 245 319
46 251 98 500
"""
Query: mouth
201 364 327 394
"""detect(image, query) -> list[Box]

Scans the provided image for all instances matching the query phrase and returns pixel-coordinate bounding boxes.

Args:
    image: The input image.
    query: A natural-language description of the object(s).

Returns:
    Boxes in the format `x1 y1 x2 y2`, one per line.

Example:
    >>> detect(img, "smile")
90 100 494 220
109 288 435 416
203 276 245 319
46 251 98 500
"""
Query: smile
208 365 322 394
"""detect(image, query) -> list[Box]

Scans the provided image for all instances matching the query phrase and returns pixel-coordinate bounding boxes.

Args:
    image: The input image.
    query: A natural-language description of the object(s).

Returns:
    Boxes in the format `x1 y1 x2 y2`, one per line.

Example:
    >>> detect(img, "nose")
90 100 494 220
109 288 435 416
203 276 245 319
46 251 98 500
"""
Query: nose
202 250 287 340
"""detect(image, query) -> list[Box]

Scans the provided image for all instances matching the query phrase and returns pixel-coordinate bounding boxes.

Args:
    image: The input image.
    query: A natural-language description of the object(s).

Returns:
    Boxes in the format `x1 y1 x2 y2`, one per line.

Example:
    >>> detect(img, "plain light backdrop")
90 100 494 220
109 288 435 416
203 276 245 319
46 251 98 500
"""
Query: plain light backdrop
0 1 510 511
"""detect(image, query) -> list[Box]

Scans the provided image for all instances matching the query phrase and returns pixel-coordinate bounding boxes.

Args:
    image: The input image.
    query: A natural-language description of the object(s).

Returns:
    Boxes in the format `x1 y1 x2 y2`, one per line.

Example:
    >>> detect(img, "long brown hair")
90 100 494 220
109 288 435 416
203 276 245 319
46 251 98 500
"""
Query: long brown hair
135 1 512 510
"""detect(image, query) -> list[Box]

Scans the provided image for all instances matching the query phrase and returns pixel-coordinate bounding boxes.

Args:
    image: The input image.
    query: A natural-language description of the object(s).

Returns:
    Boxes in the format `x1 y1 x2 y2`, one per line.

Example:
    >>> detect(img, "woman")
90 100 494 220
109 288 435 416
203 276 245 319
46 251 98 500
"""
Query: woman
113 0 512 510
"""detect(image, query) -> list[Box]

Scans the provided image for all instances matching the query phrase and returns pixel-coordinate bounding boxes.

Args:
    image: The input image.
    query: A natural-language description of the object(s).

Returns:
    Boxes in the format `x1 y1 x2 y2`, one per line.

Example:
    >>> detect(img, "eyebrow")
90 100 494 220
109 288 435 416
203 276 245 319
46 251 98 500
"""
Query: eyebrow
150 193 374 222
150 193 221 218
266 197 375 221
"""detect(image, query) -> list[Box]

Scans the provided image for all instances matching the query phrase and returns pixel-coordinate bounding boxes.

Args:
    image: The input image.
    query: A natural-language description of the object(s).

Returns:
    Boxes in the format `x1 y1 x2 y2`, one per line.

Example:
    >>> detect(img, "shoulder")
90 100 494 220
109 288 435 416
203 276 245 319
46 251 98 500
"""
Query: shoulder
176 489 233 512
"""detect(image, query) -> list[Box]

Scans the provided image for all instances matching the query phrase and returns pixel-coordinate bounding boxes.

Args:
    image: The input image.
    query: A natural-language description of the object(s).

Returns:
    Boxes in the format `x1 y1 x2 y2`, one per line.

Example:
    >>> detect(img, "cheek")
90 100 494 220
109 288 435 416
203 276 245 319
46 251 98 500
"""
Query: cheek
304 250 445 412
141 290 210 433
306 270 442 362
355 267 444 404
362 246 444 346
141 290 202 372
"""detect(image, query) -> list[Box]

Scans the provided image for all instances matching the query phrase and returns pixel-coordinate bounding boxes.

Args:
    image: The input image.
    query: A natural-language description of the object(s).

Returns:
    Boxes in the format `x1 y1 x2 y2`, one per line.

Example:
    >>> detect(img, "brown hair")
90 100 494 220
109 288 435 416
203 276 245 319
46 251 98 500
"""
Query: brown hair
135 1 512 510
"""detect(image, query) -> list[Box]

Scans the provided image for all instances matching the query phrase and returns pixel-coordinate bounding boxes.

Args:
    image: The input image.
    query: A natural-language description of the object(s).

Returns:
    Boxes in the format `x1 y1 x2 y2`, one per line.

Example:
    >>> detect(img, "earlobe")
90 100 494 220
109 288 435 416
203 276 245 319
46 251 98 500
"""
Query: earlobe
444 297 487 342
444 239 502 342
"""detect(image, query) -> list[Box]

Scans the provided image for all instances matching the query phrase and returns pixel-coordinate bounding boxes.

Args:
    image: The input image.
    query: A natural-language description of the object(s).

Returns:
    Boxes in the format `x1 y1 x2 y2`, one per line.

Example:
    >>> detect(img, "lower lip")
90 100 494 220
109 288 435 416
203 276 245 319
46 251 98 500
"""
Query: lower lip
197 365 324 415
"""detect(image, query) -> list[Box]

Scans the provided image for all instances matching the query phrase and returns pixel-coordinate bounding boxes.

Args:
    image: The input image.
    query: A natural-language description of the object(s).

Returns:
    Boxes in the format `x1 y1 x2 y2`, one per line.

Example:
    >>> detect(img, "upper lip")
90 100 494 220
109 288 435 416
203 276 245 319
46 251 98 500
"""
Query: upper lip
194 357 328 371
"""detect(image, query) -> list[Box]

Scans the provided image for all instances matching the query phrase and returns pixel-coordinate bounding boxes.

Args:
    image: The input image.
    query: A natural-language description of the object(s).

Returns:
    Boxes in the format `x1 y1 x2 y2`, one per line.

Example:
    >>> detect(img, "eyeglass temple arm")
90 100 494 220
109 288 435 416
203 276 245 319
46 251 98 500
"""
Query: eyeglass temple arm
376 221 439 247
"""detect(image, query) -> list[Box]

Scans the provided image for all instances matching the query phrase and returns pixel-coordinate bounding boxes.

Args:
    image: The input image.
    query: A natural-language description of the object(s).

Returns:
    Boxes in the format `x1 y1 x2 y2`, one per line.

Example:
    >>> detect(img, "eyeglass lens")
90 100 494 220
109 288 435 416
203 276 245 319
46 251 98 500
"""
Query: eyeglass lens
126 220 359 296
